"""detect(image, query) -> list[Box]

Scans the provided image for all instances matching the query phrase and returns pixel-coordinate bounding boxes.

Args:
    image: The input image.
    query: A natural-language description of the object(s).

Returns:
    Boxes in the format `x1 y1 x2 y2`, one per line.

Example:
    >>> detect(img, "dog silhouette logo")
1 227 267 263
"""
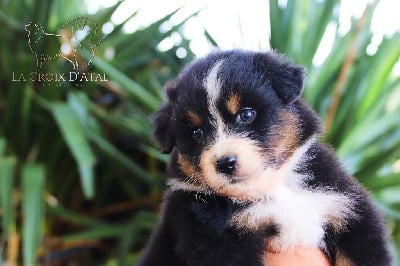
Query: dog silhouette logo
25 17 102 71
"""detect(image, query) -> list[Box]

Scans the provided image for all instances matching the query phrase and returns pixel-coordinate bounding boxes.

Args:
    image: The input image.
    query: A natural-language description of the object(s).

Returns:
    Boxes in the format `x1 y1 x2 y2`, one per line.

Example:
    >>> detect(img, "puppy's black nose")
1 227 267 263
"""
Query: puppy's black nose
216 156 236 175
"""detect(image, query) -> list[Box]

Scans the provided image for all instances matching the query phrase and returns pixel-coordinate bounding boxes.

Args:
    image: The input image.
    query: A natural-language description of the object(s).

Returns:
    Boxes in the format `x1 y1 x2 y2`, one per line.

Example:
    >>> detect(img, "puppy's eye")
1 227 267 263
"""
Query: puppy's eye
192 128 204 140
236 108 256 124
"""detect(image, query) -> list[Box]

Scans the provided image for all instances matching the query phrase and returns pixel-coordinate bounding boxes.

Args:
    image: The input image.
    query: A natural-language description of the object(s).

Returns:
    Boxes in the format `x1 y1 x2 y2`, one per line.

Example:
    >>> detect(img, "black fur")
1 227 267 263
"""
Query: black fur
138 50 392 266
139 191 271 266
153 103 175 153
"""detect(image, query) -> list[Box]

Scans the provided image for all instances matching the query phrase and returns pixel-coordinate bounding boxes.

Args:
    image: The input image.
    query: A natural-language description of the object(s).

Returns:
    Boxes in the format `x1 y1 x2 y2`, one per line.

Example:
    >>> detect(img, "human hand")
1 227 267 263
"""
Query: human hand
265 246 331 266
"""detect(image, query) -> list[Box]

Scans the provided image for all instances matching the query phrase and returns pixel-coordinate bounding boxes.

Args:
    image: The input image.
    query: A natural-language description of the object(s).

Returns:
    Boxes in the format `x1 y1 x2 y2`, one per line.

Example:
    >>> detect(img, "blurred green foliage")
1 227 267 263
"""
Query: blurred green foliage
0 0 399 265
0 0 200 265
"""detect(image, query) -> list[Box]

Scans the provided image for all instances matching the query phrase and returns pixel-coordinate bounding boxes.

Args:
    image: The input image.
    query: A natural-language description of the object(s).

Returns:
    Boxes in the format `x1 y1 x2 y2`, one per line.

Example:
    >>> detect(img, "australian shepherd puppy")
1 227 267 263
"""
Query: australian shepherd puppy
137 50 392 266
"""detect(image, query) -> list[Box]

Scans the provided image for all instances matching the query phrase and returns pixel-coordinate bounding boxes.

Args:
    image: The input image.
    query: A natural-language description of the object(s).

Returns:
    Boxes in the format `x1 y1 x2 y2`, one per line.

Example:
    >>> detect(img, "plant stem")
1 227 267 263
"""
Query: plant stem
324 4 370 135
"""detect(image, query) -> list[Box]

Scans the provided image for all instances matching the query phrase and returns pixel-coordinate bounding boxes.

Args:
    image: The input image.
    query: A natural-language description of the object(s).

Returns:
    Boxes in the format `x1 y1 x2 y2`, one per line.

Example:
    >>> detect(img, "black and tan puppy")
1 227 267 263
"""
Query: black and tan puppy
137 50 392 266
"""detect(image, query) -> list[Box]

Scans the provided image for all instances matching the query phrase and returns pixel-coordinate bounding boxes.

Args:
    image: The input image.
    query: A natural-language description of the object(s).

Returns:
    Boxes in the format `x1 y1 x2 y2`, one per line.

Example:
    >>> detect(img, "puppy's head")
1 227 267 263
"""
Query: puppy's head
153 50 320 202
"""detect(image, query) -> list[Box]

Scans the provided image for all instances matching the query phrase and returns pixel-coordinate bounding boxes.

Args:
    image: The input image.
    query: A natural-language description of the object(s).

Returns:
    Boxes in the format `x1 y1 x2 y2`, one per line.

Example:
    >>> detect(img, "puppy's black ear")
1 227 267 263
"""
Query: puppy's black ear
152 81 178 153
152 102 174 154
254 52 305 104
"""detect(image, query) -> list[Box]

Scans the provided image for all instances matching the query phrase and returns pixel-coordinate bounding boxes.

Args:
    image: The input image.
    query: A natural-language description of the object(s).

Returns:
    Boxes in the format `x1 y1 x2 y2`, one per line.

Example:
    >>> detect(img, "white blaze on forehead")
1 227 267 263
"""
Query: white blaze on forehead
203 60 226 142
203 60 224 104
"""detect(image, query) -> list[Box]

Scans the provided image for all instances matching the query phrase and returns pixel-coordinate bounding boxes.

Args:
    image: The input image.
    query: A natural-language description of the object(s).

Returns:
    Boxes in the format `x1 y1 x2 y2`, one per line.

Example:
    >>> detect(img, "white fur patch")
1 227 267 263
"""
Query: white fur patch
203 61 227 142
232 187 355 250
230 137 357 251
203 61 223 103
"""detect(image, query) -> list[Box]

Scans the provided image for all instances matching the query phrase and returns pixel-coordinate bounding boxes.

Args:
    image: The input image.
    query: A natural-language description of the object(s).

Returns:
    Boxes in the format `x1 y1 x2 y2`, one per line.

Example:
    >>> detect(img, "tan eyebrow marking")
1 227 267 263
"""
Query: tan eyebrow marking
187 110 202 126
226 93 241 115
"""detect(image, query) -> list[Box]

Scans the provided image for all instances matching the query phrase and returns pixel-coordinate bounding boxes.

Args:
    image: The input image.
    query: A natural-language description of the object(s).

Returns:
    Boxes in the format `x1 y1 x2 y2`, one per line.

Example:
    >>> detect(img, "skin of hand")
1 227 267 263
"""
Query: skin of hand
265 246 331 266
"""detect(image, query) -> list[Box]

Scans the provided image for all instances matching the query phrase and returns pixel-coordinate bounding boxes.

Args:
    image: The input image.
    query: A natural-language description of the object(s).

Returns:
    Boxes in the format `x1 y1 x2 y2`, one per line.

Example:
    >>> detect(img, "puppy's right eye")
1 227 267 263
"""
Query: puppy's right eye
192 128 204 140
236 108 256 124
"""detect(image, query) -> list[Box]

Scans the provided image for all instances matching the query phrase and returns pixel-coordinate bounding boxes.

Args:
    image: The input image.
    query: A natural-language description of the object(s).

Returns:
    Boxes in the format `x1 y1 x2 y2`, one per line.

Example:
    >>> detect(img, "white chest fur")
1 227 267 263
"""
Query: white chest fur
230 137 357 251
231 183 356 251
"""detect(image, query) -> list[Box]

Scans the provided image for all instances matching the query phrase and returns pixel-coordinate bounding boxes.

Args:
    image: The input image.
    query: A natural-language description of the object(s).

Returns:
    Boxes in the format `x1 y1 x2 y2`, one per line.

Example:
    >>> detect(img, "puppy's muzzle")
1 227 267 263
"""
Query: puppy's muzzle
216 155 237 175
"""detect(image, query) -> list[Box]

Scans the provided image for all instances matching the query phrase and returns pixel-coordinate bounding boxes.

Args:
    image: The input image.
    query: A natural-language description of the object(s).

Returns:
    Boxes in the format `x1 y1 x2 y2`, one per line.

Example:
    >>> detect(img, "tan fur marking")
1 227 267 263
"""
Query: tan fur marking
177 153 198 179
226 94 241 115
335 249 355 266
200 136 282 202
186 111 202 126
268 110 301 165
198 135 316 203
327 201 358 234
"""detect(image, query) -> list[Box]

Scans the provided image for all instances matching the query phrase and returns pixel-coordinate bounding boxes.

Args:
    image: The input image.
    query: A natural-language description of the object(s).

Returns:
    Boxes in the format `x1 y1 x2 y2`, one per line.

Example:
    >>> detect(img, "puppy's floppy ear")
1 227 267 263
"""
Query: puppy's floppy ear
152 102 174 153
152 82 178 154
254 52 305 104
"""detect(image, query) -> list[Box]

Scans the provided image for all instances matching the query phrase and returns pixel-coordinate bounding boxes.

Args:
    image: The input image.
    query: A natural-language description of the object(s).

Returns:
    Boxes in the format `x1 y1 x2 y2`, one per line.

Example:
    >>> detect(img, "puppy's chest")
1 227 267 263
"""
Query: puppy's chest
230 186 354 251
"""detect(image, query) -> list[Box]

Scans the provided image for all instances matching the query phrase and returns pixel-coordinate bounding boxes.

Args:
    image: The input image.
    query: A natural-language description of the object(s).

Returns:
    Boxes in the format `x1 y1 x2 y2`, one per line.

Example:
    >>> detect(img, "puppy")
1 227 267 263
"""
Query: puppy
137 50 392 266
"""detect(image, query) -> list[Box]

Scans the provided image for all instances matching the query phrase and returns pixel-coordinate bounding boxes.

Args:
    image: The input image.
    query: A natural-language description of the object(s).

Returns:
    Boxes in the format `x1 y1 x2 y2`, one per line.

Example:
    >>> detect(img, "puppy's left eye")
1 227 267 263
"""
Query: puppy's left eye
192 128 204 140
236 108 256 124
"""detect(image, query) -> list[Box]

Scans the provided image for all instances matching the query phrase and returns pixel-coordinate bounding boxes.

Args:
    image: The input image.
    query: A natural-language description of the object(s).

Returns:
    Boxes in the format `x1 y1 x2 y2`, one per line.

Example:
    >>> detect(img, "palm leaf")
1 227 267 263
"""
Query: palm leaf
51 103 96 198
22 163 45 266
